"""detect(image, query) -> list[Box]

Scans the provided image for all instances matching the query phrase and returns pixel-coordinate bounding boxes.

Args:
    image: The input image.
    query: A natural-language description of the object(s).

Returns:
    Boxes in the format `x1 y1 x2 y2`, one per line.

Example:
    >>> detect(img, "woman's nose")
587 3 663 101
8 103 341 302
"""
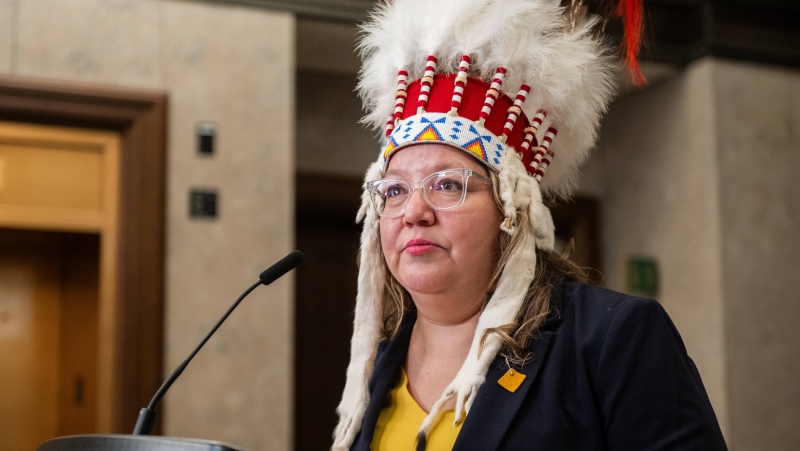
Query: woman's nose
402 188 435 225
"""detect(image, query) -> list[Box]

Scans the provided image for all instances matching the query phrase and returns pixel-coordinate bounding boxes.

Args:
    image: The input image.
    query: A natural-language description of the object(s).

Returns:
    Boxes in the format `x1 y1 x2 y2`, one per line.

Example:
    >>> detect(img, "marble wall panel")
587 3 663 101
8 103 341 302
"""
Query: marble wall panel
15 0 161 87
714 60 800 451
161 2 294 450
596 59 729 437
0 0 13 74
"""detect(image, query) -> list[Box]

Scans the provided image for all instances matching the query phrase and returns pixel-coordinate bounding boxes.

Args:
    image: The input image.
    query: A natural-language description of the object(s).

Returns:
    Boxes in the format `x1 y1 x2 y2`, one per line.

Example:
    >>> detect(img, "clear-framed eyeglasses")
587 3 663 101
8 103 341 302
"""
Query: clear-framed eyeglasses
365 168 492 218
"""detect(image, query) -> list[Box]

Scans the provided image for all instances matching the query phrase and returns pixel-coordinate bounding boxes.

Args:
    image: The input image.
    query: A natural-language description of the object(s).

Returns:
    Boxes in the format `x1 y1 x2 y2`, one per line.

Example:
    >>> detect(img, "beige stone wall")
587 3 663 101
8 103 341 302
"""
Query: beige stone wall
597 58 800 449
0 1 295 449
595 59 729 438
713 60 800 451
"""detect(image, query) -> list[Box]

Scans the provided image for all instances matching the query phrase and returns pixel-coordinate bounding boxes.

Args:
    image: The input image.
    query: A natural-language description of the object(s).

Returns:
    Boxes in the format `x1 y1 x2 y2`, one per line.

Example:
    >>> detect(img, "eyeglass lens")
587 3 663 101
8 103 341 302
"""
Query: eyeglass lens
370 170 470 217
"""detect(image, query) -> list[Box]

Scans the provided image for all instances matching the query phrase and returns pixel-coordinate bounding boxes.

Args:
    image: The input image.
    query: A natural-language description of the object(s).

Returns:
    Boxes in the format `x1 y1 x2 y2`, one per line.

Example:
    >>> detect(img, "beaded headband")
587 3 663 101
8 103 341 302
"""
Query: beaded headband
382 71 557 182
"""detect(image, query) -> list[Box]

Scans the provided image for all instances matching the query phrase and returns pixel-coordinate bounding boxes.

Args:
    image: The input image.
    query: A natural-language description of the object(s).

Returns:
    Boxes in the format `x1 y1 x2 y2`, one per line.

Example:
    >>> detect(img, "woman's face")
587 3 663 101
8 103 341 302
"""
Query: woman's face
380 143 502 318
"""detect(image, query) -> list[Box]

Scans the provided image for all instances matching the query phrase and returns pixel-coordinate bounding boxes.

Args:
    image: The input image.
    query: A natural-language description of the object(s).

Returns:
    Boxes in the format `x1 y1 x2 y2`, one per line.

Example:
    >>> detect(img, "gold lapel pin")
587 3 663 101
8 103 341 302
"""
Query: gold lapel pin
497 368 526 393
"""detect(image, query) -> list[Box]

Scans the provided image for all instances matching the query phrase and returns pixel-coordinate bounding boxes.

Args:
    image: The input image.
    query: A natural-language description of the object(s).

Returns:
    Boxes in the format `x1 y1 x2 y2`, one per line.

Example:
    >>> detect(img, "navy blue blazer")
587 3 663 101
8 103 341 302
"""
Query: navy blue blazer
351 282 727 450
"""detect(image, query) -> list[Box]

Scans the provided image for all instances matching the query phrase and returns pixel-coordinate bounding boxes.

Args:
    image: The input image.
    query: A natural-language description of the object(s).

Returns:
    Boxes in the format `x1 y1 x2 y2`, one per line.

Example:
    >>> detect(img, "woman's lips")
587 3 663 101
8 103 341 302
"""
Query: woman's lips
404 239 440 255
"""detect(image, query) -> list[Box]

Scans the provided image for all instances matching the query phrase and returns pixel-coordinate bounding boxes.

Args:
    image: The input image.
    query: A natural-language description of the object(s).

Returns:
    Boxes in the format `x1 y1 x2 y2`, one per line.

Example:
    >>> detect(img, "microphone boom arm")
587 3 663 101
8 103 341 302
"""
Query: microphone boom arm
132 250 304 435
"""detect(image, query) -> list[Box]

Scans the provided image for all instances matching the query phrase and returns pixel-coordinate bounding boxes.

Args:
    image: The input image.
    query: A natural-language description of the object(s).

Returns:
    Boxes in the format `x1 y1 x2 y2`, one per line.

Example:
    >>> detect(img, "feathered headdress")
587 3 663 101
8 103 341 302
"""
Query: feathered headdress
333 0 643 449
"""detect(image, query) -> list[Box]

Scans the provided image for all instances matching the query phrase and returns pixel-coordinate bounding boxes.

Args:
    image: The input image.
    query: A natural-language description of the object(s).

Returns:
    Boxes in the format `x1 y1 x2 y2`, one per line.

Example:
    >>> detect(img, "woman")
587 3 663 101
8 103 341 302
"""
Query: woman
333 0 727 450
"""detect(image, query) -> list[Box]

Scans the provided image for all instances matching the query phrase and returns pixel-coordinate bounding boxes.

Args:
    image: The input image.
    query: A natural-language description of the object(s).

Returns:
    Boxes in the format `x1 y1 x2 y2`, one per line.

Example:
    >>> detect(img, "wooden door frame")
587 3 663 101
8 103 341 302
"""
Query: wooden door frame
0 76 167 433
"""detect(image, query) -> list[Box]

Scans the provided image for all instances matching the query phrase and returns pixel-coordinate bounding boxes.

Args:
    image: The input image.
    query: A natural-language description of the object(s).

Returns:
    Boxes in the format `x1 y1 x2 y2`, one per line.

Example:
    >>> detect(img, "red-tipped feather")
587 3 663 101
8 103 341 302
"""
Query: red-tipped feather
617 0 646 85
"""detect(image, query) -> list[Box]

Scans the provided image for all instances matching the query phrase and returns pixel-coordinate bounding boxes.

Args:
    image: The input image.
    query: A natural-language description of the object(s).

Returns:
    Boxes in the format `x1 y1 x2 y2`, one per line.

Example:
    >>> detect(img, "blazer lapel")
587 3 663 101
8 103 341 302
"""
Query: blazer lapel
351 314 415 451
352 283 567 450
452 284 565 451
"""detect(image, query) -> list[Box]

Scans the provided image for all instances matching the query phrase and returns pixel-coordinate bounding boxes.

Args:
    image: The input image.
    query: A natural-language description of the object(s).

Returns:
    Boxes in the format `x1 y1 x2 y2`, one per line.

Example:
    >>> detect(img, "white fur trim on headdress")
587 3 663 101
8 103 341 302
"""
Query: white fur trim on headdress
332 160 385 450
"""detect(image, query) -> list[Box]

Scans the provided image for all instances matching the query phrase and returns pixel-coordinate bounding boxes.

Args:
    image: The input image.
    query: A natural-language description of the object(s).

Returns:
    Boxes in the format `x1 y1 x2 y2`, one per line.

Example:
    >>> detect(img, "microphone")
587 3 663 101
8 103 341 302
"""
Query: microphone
132 250 304 436
259 249 304 285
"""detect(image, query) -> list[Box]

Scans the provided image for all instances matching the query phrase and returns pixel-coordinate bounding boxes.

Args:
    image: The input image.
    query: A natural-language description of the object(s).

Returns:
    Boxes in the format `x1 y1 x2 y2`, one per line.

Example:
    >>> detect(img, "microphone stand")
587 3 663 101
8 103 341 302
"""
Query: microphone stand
38 250 304 451
134 249 303 435
133 280 262 435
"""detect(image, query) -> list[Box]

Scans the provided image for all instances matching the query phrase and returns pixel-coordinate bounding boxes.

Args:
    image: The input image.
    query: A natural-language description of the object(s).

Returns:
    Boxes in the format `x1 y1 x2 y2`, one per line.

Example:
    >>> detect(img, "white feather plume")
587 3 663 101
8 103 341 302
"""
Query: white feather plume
443 0 501 69
357 0 615 198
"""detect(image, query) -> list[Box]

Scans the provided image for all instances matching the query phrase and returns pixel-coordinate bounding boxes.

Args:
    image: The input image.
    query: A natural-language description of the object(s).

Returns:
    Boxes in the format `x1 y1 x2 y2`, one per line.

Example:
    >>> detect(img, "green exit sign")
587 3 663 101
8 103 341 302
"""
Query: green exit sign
627 256 659 297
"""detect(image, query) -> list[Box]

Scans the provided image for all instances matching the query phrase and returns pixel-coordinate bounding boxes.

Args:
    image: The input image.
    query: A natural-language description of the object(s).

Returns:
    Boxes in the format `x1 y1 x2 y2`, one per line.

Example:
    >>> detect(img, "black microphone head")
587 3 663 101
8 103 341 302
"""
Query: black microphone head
259 250 304 285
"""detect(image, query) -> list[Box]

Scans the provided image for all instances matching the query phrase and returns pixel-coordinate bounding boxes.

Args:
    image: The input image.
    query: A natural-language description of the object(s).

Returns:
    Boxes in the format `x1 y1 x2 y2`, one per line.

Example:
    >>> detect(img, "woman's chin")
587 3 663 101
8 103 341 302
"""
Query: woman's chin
396 271 451 296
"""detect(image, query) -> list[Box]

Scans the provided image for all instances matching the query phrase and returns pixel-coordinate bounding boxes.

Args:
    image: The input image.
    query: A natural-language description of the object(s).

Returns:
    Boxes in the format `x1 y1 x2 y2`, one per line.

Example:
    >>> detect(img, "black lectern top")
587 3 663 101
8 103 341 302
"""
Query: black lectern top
38 434 250 451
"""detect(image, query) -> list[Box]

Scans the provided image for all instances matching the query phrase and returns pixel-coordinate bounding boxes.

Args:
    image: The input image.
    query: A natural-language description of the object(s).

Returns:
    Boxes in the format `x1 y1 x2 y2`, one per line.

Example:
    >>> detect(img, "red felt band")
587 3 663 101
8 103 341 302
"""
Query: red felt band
402 74 538 172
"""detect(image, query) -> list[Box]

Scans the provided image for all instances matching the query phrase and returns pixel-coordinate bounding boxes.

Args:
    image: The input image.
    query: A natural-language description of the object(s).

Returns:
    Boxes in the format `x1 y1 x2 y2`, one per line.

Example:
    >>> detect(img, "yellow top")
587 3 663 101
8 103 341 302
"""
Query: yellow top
371 369 463 450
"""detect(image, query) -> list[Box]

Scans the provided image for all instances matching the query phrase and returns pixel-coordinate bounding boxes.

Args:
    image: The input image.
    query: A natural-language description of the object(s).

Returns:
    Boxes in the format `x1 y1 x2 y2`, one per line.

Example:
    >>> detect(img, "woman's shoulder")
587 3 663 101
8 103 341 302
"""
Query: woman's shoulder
549 281 681 349
542 283 727 449
555 281 668 324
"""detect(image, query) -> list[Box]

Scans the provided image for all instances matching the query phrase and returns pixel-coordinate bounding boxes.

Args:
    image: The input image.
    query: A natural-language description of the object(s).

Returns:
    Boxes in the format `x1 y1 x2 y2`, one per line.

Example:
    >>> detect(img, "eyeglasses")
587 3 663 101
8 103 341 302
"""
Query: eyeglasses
366 168 492 218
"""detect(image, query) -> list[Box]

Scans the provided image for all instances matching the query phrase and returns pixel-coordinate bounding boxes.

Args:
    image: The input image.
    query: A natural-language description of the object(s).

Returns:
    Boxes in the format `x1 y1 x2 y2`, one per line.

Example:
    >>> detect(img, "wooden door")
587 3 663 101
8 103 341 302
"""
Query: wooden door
0 77 167 434
0 229 99 450
0 121 119 449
